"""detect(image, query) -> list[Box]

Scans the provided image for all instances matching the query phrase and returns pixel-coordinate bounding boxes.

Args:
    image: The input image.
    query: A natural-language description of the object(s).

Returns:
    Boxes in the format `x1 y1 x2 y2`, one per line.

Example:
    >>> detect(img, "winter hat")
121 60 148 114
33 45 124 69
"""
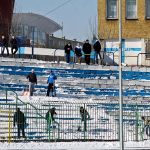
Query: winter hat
85 39 89 43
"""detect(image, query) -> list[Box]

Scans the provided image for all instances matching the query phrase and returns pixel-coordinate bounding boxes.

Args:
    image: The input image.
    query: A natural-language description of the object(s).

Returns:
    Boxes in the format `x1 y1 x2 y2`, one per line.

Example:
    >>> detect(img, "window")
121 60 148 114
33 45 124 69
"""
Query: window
146 0 150 18
126 0 137 19
106 0 118 19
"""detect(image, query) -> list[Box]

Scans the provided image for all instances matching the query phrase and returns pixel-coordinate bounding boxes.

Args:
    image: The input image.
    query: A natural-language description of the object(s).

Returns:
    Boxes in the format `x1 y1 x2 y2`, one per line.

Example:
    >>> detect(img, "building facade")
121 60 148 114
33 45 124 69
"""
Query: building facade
0 0 15 37
98 0 150 66
11 13 83 49
98 0 150 39
11 13 63 48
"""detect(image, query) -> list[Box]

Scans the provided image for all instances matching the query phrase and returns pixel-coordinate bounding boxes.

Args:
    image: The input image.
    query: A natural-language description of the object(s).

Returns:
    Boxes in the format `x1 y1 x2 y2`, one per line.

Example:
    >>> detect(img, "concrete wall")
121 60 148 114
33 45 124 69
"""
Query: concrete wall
20 47 64 56
104 38 145 66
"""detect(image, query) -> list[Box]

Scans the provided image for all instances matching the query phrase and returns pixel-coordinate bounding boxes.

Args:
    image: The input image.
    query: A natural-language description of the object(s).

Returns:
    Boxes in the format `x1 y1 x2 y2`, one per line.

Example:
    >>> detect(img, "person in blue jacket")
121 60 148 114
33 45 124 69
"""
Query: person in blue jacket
46 70 57 97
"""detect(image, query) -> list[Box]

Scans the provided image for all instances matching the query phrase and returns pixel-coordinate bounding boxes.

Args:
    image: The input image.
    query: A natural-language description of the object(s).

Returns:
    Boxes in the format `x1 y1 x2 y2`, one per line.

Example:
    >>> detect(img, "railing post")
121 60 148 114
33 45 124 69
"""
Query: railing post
8 105 11 143
53 49 57 63
36 110 38 127
16 97 18 110
48 111 52 142
117 110 120 141
137 53 140 66
137 53 150 66
31 26 35 59
6 90 8 103
57 123 60 141
135 104 139 141
25 104 27 116
112 52 115 65
83 103 86 141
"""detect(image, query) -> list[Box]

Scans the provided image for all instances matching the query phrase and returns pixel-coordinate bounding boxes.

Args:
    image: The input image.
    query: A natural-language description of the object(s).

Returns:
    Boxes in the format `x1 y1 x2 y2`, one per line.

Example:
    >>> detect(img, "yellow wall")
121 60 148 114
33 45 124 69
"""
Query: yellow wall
98 0 150 39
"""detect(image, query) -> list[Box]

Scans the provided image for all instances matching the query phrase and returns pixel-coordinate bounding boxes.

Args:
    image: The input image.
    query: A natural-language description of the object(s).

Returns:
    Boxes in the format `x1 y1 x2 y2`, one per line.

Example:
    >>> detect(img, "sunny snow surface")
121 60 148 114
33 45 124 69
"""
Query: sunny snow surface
1 58 150 149
0 141 150 149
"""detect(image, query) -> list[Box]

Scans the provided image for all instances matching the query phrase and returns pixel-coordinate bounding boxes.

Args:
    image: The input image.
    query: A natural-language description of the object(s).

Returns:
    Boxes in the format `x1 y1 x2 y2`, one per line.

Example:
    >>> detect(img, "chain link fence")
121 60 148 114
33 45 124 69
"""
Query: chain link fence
0 100 150 142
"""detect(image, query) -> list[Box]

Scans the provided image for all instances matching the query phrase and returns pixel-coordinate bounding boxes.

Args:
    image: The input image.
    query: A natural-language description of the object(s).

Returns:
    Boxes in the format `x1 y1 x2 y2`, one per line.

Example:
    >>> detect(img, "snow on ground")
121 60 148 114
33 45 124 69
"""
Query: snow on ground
1 58 150 149
0 141 150 150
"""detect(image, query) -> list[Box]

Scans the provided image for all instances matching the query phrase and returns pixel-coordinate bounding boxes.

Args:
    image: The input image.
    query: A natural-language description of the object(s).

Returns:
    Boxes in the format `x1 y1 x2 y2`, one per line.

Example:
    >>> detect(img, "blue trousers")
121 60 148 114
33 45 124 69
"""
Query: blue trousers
66 54 70 63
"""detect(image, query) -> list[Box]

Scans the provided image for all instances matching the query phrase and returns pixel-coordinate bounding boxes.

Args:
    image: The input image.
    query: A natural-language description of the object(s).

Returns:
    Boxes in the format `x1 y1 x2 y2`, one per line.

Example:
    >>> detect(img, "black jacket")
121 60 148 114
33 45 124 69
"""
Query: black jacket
2 38 8 47
80 108 90 121
75 46 82 57
10 38 18 47
82 43 91 54
93 41 101 52
27 73 37 84
64 44 72 54
14 110 25 126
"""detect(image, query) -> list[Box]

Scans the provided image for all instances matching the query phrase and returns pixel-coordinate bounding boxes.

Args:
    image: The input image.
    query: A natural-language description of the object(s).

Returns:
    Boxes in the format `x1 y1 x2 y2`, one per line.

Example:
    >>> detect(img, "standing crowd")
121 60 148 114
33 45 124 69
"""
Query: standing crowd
64 38 103 65
1 35 103 65
1 35 18 57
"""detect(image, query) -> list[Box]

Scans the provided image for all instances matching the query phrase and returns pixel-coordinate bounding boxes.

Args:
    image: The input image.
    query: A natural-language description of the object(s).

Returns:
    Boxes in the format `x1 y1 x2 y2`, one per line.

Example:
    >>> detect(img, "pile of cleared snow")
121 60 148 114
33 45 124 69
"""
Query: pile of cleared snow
18 96 94 104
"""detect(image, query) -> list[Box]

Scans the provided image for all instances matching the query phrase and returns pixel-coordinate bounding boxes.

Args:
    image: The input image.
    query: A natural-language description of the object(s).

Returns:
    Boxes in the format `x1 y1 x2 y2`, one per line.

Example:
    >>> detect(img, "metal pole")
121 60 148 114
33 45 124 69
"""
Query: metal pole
8 105 11 143
6 90 8 103
32 27 35 59
83 103 86 141
119 0 124 150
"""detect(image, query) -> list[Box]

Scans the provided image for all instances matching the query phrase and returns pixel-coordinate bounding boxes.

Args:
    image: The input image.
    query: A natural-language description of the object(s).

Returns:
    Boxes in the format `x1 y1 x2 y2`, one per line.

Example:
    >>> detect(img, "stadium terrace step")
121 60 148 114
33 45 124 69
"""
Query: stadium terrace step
1 58 150 142
1 83 150 98
1 65 150 81
1 73 150 92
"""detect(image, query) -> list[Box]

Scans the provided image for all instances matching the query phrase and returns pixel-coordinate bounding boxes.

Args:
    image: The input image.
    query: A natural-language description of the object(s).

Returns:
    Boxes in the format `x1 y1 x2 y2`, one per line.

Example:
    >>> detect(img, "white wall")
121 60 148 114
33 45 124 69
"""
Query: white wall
19 47 65 57
104 39 144 66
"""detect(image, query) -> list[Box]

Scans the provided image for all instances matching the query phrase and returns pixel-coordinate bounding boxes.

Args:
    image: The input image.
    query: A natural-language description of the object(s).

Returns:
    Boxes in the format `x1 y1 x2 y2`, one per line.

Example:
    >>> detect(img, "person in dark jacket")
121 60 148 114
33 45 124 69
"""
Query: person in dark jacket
141 116 150 137
80 106 90 122
45 107 58 131
1 35 9 56
82 40 91 65
27 69 37 96
74 43 82 64
13 108 26 138
10 36 18 55
64 43 72 63
93 39 102 65
78 106 90 132
46 70 57 97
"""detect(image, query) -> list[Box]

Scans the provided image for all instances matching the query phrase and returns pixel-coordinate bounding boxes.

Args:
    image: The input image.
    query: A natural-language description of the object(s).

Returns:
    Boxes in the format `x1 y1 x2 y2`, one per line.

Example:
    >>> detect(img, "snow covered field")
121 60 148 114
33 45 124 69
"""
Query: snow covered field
0 141 150 150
